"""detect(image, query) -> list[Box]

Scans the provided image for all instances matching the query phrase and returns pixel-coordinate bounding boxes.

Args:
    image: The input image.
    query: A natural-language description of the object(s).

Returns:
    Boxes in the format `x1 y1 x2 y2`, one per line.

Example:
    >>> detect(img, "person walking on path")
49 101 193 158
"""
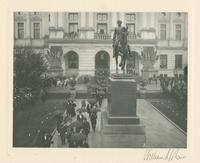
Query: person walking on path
90 112 97 132
80 139 89 148
95 110 101 132
77 111 84 122
82 118 90 137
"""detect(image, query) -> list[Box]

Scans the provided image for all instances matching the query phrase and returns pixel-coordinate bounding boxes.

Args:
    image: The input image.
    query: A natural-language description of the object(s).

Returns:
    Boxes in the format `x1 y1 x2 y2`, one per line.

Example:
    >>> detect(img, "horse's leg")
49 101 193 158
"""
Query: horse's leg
122 56 127 74
121 56 125 70
122 62 125 74
119 55 123 67
115 55 118 74
123 59 126 74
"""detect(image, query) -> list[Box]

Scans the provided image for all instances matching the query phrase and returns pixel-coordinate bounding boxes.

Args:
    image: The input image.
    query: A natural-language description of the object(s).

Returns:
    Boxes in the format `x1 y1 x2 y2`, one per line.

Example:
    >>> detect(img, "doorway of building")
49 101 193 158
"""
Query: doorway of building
64 51 79 77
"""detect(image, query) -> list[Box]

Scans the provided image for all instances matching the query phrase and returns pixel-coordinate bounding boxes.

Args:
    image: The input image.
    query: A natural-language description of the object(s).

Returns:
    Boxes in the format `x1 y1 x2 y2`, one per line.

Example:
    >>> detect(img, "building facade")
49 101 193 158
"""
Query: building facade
14 12 188 78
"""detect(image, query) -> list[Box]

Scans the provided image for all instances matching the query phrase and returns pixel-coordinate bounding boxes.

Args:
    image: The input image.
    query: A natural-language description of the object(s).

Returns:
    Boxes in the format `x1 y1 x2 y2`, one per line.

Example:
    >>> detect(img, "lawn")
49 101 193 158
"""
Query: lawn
13 99 66 147
150 98 187 133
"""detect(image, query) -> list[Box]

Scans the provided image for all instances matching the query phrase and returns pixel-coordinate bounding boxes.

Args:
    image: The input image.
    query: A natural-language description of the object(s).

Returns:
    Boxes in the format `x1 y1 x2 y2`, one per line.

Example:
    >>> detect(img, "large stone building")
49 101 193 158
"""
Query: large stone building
14 12 188 78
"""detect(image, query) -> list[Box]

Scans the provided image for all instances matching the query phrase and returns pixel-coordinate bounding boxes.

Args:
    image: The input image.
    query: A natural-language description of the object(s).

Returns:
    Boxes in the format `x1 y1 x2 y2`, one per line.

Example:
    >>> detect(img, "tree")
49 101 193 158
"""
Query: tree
14 48 47 91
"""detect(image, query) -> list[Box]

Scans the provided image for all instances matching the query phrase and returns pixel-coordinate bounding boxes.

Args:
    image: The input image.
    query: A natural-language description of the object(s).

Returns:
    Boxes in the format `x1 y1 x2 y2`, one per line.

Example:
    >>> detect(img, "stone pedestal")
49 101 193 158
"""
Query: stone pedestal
102 75 145 134
108 77 139 124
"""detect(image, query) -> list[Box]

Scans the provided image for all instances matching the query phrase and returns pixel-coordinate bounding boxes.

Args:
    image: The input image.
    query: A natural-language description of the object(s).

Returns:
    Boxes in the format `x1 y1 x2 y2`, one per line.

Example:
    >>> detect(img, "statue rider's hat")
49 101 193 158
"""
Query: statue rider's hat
117 20 122 25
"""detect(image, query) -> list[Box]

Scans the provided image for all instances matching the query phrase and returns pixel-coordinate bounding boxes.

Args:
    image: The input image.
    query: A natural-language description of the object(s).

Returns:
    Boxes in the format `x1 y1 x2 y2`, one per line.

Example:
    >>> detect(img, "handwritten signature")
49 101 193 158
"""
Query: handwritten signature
144 149 186 161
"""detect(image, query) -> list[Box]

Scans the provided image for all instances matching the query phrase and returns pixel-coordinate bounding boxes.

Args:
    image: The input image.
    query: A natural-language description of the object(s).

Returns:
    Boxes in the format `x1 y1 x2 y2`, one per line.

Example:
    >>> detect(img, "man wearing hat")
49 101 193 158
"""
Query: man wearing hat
112 20 123 58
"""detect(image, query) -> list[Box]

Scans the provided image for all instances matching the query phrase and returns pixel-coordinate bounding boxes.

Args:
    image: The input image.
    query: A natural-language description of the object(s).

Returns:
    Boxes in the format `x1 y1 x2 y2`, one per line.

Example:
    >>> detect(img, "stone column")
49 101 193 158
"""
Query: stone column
142 12 147 28
112 12 117 28
57 13 64 38
85 12 89 27
55 13 58 28
184 13 188 41
58 12 63 28
87 13 94 39
150 13 155 28
111 12 117 38
81 12 86 27
145 13 149 28
88 12 93 27
169 12 174 40
119 12 125 26
80 12 86 39
50 12 55 27
49 12 56 39
26 12 30 38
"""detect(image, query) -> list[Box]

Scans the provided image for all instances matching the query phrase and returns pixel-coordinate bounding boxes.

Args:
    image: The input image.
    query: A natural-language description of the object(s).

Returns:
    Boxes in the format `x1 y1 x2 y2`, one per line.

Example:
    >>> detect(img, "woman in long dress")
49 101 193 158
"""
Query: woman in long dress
95 111 101 132
92 104 101 132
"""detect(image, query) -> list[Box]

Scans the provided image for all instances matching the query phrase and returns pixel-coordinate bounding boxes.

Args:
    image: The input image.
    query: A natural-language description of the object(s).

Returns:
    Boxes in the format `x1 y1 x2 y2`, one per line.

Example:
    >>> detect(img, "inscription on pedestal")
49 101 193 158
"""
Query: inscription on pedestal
110 77 137 117
106 76 140 125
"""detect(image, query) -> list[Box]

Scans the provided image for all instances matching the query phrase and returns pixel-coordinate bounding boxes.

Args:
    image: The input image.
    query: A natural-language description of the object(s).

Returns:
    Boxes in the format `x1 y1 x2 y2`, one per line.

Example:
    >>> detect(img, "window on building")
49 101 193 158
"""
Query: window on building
161 12 166 17
48 14 51 22
160 55 168 69
17 22 24 39
175 24 182 40
97 13 108 21
33 23 40 39
126 23 135 34
175 55 182 69
97 23 107 34
68 52 79 69
160 24 167 40
69 23 78 33
33 12 39 15
125 13 136 21
177 12 181 17
68 13 78 21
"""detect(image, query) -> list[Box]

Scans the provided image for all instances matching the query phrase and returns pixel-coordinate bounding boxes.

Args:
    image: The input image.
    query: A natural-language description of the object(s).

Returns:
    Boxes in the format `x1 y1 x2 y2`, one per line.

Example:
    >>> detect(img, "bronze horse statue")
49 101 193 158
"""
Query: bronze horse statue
113 27 131 73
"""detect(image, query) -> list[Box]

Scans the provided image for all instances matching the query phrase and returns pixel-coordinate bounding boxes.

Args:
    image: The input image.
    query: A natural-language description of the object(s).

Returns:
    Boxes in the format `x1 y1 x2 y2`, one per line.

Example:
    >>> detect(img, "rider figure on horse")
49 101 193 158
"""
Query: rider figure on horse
112 20 131 73
112 20 122 58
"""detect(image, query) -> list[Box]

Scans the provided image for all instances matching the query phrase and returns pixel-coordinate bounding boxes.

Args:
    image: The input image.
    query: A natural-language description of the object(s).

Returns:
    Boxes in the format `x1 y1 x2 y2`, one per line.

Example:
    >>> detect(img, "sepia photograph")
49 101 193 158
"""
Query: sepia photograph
13 11 188 148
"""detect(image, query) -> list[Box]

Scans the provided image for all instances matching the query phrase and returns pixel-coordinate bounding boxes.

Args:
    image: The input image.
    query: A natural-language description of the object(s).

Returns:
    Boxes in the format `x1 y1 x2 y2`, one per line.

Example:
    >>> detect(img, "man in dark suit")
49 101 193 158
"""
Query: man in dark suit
82 118 90 137
80 139 89 148
90 112 97 132
77 111 84 121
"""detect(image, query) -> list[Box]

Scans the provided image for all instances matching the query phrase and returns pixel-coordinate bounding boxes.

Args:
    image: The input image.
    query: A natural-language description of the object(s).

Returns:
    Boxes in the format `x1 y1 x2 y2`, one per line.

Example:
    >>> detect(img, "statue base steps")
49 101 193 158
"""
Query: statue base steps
102 111 145 134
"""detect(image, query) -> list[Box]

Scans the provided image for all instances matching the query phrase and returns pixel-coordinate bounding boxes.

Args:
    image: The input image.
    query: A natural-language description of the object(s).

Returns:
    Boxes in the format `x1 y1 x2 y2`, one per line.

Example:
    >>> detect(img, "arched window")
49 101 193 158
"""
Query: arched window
67 52 79 69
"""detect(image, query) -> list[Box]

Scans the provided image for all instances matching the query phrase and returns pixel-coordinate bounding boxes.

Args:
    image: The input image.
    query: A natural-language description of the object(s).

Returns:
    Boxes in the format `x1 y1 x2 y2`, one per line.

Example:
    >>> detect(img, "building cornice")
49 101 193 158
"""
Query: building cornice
47 38 157 45
157 46 187 51
79 27 95 31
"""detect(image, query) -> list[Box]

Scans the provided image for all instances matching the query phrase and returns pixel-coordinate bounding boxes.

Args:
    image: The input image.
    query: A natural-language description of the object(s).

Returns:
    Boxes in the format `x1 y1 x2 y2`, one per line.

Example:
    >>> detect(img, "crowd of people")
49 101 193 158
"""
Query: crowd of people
159 75 187 102
54 95 102 148
95 69 109 87
144 74 187 103
14 88 38 110
43 75 77 89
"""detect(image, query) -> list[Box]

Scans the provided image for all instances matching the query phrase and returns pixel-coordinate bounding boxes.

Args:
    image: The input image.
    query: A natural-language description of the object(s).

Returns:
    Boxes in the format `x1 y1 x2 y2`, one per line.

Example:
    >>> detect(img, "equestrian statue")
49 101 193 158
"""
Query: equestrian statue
112 20 131 74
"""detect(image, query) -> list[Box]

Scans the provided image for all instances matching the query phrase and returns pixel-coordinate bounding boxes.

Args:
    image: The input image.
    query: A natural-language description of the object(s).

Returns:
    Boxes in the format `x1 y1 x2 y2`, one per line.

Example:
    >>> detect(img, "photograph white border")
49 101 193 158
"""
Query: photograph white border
0 0 199 162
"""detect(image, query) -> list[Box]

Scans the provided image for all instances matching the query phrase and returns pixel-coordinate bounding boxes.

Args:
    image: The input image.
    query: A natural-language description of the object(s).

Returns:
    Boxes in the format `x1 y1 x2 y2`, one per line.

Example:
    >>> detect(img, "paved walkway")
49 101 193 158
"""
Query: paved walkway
87 99 186 148
137 99 186 148
51 99 186 148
